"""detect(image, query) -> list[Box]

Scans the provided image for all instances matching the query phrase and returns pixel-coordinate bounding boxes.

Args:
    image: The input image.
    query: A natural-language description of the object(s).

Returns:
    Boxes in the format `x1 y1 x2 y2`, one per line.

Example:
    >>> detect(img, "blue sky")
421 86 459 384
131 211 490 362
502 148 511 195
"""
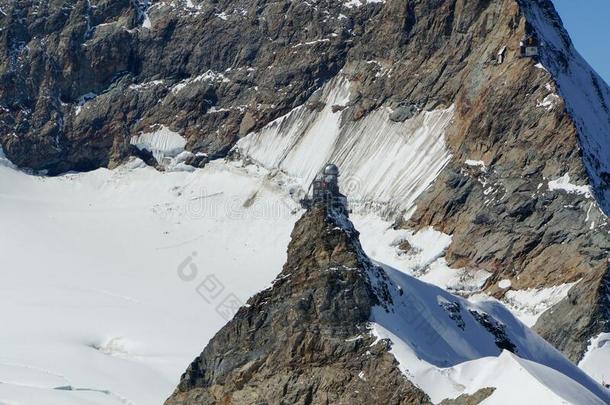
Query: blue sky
552 0 610 84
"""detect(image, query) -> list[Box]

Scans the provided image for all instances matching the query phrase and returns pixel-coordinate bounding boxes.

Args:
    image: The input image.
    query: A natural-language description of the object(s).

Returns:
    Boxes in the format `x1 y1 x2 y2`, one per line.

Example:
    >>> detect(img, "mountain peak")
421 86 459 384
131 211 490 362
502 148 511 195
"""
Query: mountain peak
166 203 430 404
2 0 610 402
167 200 610 404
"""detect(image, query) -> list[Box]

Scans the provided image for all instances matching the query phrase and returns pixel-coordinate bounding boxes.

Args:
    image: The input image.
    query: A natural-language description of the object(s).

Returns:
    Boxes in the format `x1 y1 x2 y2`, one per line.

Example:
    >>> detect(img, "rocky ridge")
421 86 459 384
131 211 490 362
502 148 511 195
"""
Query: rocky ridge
165 203 433 404
401 0 610 361
1 0 609 363
165 202 610 404
0 0 369 173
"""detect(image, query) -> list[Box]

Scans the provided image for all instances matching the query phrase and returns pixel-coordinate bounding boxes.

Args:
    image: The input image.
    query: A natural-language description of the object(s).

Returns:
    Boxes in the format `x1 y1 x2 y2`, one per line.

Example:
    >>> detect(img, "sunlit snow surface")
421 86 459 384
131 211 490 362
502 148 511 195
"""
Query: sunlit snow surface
236 75 454 216
1 147 609 403
580 333 610 387
369 263 610 404
2 68 608 402
0 155 299 404
521 1 610 215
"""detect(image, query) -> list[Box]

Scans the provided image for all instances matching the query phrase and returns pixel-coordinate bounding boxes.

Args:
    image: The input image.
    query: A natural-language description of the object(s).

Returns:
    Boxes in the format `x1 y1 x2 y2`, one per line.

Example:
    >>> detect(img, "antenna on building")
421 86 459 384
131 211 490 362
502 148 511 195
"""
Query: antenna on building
300 163 348 215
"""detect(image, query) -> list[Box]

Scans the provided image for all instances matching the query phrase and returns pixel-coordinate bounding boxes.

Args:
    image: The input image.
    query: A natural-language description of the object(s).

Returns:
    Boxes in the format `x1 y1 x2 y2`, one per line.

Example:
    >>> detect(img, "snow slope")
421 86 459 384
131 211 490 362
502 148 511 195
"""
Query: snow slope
521 0 610 215
370 263 610 404
236 75 454 216
1 149 608 404
0 155 299 404
580 333 610 387
450 352 606 405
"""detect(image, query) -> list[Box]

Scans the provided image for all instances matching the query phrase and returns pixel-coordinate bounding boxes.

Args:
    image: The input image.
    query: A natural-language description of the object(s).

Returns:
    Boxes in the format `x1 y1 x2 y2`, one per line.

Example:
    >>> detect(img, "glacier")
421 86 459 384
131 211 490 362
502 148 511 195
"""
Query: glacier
235 75 454 217
0 148 607 403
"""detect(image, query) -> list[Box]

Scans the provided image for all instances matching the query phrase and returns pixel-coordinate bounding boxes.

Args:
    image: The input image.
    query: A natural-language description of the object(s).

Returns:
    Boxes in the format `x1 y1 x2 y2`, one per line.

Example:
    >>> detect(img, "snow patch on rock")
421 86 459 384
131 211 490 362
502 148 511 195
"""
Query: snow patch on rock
343 0 384 8
536 93 561 111
548 173 593 198
465 159 487 172
130 125 187 161
498 282 578 327
579 333 610 386
171 70 230 94
235 75 454 217
129 80 165 91
522 1 610 214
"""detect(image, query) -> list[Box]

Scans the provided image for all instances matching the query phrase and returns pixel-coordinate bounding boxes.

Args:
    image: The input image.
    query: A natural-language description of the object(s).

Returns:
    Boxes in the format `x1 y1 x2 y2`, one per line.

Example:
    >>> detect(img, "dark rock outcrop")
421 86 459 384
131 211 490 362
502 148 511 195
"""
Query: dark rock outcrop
165 204 431 404
469 310 517 354
439 388 496 405
2 0 609 363
534 266 610 362
0 0 373 174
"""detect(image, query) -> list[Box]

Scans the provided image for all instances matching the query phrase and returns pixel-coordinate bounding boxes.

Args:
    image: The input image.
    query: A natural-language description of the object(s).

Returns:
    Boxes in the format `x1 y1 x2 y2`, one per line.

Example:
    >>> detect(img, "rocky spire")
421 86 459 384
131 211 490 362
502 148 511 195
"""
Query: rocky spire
165 203 431 404
3 0 609 364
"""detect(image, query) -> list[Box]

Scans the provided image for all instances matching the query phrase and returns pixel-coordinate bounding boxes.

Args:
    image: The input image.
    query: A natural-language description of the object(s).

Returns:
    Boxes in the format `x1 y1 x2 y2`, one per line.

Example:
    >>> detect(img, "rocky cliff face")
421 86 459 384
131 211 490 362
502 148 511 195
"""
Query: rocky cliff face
230 0 610 363
400 0 610 362
534 266 610 363
165 204 432 404
2 0 609 364
0 0 369 173
166 203 610 404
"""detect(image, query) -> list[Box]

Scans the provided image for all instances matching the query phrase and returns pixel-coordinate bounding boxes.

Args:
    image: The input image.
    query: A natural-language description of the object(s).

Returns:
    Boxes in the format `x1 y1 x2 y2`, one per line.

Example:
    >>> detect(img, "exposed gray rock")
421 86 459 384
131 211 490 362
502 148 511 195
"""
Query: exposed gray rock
184 153 209 169
2 0 609 364
412 162 610 292
440 388 496 405
439 300 466 331
0 0 378 174
534 267 610 363
389 104 419 122
165 204 431 405
469 310 517 354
